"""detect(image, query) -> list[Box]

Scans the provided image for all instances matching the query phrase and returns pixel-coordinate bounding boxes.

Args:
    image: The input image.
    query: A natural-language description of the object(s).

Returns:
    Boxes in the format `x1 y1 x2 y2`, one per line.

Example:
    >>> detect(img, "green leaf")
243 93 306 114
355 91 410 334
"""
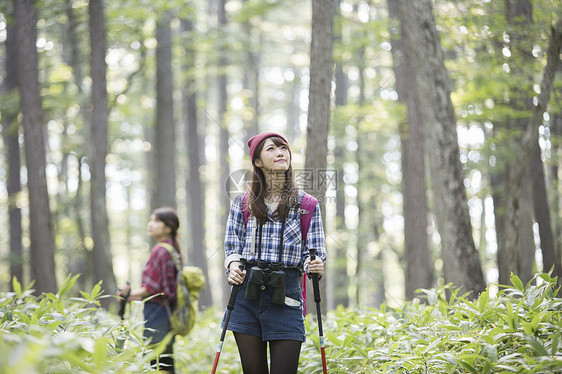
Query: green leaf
12 277 22 297
511 273 524 291
57 274 80 298
478 289 489 315
522 321 534 336
551 333 560 355
524 336 549 356
531 313 541 331
458 359 479 374
94 337 108 369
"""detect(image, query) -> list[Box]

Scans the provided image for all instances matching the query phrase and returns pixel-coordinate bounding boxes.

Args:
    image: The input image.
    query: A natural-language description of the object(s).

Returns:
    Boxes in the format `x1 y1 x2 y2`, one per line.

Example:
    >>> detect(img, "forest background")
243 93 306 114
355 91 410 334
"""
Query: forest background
0 0 561 314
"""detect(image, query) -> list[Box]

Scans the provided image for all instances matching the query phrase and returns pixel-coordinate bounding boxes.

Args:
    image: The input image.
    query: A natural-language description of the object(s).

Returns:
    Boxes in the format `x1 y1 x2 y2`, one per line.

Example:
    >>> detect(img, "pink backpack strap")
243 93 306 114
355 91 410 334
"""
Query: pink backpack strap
299 193 318 316
299 193 318 241
302 276 307 316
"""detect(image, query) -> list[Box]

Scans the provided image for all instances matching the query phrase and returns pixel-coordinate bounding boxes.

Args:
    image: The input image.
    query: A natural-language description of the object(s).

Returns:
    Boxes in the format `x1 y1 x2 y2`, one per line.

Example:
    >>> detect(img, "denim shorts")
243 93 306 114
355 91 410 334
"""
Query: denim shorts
143 302 172 344
143 302 175 372
224 268 305 342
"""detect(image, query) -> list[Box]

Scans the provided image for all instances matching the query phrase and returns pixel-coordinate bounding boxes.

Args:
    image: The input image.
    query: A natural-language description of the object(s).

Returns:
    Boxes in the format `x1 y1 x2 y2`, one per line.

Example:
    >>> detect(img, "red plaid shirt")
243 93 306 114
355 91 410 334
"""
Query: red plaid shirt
141 240 177 305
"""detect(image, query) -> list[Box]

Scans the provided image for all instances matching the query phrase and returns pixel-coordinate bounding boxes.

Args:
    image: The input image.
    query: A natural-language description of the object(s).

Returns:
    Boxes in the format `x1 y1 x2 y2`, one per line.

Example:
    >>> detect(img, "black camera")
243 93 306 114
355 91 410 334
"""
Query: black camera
268 262 285 305
245 261 286 304
245 262 266 301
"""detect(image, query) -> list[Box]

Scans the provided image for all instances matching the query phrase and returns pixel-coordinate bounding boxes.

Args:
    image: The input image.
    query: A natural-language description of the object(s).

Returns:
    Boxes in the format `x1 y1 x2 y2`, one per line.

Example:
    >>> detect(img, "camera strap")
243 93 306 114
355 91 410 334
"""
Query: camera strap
277 219 286 264
257 223 263 260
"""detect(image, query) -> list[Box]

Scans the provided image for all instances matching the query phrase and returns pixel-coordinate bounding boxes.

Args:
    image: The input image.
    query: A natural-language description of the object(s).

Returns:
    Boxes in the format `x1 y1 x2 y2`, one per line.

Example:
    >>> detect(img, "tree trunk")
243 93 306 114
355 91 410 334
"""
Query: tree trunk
152 13 176 210
388 0 433 300
305 0 334 214
13 0 57 294
550 72 562 283
241 0 260 134
397 0 485 296
518 171 535 284
499 0 557 285
304 0 334 314
531 140 556 276
331 0 349 309
181 18 211 309
65 0 90 290
498 0 535 285
502 20 562 284
218 0 229 307
354 18 369 306
88 0 116 300
1 18 24 288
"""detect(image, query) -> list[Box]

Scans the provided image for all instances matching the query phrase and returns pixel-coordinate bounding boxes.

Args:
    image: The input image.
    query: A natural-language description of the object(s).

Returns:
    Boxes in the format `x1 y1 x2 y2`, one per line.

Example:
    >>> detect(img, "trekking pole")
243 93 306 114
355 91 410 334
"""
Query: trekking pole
118 282 130 320
211 258 246 374
309 249 327 374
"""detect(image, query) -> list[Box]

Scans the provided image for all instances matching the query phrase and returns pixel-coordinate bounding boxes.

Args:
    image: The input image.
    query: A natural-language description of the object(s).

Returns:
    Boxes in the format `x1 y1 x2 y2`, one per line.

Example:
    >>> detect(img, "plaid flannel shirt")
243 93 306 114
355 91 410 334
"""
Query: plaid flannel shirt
224 191 327 270
141 239 177 305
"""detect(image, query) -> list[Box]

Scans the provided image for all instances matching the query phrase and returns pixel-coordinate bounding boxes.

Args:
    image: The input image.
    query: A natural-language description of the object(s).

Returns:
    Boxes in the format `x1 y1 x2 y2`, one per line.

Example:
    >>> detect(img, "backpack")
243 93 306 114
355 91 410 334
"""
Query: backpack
160 242 206 336
241 191 318 315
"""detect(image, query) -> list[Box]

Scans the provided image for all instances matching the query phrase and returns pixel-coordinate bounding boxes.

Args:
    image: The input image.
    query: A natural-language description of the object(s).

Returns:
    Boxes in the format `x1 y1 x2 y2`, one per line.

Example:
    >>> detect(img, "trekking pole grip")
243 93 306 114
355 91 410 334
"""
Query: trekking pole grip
308 249 321 303
227 259 246 310
118 281 130 319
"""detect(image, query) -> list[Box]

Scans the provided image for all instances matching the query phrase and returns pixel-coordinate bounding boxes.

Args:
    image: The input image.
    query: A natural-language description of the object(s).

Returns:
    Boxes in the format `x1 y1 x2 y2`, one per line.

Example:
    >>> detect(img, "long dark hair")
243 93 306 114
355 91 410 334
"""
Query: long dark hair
153 207 184 264
247 136 298 224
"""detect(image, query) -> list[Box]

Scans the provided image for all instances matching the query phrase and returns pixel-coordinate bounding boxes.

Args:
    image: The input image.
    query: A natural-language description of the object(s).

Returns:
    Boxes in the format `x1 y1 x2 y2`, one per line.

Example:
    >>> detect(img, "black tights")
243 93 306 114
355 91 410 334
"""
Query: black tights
234 332 302 374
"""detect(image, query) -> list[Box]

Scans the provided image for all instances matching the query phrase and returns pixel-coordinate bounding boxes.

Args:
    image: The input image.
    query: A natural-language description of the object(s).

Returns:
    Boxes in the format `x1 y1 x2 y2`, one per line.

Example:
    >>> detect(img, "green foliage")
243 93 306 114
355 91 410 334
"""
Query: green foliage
300 272 562 373
2 273 561 373
0 275 150 373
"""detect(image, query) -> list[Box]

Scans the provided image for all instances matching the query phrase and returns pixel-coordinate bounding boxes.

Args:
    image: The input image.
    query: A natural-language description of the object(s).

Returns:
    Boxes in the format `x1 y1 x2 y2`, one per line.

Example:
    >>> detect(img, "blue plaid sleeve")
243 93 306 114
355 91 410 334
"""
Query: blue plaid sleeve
224 195 246 266
303 203 327 263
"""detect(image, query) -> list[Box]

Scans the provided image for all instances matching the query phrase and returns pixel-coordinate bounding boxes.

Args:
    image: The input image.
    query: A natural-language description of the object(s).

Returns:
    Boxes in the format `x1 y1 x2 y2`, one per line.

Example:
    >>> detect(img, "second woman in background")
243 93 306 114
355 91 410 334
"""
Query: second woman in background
118 207 183 374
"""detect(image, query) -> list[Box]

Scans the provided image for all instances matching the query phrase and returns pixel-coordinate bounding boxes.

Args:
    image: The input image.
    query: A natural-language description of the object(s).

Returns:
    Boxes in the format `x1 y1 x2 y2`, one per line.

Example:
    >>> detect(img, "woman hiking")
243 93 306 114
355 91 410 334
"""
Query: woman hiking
223 132 327 374
118 207 183 373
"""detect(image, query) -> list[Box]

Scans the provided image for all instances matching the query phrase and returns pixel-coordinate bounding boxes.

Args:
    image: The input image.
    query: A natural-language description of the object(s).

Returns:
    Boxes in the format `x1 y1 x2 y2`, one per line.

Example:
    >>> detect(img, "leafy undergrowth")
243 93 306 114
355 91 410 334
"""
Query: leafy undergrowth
1 273 561 373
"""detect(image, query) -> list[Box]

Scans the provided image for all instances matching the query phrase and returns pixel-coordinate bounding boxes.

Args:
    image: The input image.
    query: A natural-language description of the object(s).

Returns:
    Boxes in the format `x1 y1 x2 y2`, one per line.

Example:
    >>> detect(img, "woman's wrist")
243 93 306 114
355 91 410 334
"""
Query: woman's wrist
224 253 242 269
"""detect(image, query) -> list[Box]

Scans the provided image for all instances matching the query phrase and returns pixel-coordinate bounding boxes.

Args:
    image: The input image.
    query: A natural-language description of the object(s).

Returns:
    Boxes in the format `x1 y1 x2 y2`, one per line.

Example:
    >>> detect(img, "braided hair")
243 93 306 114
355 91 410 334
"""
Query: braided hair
153 207 184 264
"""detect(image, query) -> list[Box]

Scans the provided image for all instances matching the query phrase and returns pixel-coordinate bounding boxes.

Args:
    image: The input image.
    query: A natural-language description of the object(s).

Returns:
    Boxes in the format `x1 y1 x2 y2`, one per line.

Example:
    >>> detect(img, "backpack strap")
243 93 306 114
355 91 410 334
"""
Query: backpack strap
298 193 318 242
298 193 318 317
159 241 181 315
160 242 181 274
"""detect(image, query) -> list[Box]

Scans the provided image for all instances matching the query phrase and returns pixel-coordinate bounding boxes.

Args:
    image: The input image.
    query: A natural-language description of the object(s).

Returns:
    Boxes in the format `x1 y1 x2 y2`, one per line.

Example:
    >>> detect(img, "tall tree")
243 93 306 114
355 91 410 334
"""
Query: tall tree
217 0 229 307
496 0 537 285
397 0 485 296
387 0 433 300
181 17 211 308
551 63 562 282
241 0 260 134
1 15 23 288
329 0 349 309
152 12 176 210
64 0 91 291
12 0 57 293
88 0 116 298
305 0 334 215
513 1 557 283
502 20 562 284
304 0 334 312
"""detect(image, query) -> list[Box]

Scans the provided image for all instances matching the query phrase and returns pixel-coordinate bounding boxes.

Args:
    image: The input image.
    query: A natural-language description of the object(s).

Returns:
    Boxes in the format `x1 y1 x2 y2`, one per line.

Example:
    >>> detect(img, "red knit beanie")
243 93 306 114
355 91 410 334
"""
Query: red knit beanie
247 132 290 164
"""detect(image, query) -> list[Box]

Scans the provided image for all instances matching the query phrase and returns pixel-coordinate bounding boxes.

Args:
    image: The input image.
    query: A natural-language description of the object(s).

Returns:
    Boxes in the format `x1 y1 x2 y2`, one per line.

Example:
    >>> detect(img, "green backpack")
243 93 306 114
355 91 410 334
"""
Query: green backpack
160 242 206 336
